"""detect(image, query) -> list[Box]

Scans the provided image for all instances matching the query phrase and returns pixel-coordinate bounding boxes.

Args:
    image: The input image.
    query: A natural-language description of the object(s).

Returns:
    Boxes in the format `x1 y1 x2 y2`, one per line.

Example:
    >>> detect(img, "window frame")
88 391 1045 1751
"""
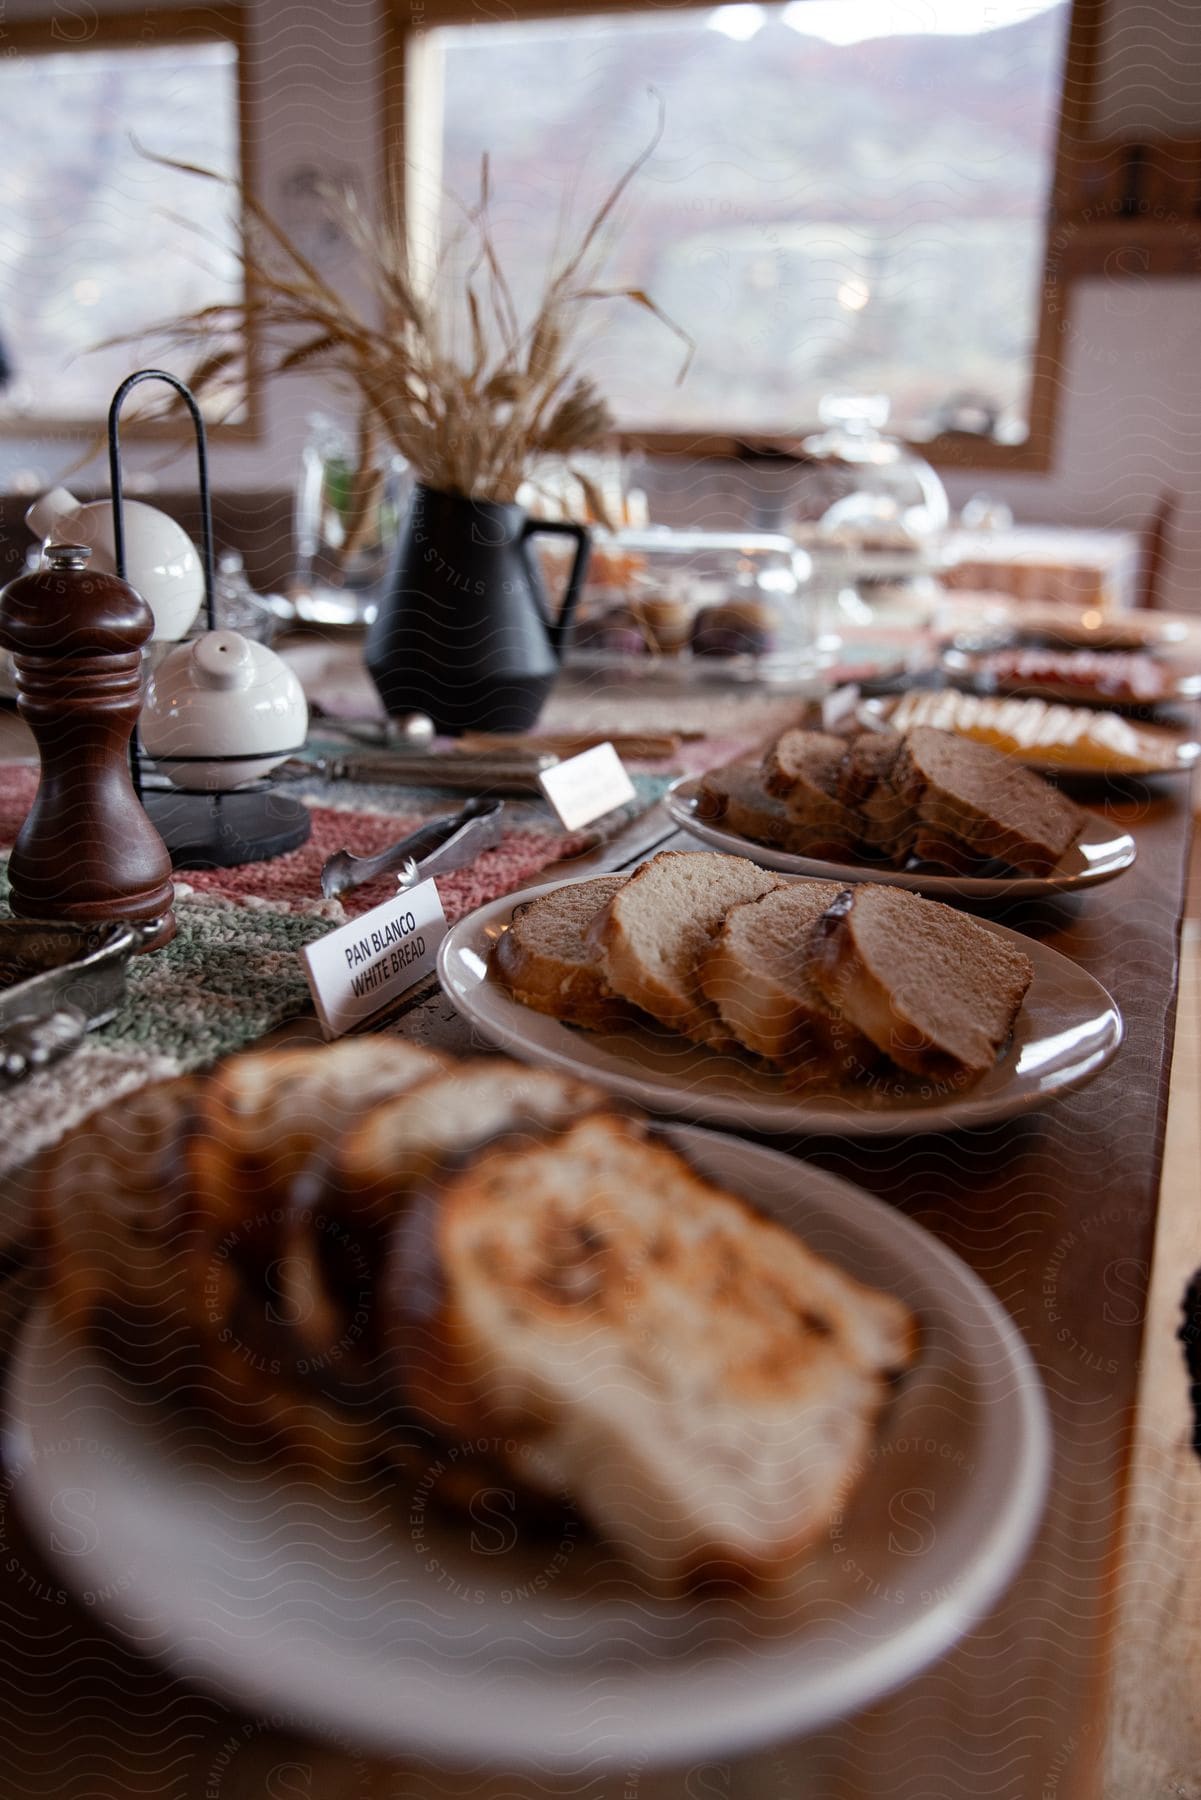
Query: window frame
383 0 1105 476
0 4 258 442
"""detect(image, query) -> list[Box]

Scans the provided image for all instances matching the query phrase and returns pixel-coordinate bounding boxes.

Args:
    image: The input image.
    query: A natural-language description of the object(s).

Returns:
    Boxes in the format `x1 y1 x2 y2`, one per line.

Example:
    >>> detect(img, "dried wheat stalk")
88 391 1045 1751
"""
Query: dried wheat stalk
124 105 691 512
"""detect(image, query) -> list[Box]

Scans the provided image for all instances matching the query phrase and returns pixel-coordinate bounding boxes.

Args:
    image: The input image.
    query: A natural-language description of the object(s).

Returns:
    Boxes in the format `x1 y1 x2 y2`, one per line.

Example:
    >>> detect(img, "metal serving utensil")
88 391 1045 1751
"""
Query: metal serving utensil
276 748 558 796
319 796 506 901
0 919 149 1085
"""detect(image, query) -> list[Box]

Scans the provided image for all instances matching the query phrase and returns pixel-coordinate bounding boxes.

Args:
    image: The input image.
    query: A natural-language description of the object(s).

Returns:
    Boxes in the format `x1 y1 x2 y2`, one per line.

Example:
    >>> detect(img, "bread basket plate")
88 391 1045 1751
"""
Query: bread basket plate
663 777 1137 899
6 1133 1049 1768
437 874 1123 1136
858 698 1201 781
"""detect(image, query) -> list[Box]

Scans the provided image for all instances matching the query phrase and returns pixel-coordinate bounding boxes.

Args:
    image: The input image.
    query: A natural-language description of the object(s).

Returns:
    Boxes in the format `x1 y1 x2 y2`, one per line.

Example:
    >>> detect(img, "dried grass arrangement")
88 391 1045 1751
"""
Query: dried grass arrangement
135 108 690 516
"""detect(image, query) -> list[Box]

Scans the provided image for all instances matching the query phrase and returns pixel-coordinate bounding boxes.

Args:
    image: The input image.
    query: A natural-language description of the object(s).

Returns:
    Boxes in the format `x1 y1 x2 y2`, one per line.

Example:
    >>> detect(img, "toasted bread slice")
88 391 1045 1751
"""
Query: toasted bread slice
493 874 633 1030
697 880 877 1077
38 1075 200 1335
391 1112 917 1591
761 730 861 858
696 761 823 855
587 851 782 1047
337 1059 611 1217
897 726 1085 876
812 884 1034 1084
190 1038 447 1230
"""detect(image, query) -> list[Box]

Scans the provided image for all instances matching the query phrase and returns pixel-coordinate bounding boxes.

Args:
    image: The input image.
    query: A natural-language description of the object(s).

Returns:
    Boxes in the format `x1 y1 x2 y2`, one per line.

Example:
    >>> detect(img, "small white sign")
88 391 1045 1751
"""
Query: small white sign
538 741 637 833
301 877 448 1038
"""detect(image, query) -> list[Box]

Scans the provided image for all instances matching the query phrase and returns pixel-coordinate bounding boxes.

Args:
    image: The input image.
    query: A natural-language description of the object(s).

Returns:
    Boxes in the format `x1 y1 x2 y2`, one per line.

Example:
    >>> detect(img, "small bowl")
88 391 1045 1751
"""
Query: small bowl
140 630 309 791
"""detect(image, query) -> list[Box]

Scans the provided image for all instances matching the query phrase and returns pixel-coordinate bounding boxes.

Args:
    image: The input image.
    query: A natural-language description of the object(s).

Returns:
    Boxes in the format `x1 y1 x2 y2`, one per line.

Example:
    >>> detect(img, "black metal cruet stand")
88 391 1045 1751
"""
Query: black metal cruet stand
108 369 311 868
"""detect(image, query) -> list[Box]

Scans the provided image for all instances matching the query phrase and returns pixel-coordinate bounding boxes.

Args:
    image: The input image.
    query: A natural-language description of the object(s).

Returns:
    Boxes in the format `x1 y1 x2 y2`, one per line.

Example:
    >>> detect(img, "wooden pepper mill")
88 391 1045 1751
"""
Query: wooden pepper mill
0 542 175 950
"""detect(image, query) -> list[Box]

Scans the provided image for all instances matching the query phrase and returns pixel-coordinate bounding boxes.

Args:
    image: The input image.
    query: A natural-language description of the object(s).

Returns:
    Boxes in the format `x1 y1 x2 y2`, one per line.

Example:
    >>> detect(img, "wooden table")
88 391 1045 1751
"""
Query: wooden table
0 687 1194 1798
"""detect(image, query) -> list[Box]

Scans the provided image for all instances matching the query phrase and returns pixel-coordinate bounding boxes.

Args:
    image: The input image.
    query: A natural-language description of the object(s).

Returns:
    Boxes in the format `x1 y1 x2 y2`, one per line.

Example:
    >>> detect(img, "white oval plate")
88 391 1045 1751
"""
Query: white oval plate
858 698 1201 781
940 647 1201 706
437 873 1123 1137
5 1127 1049 1768
664 776 1137 899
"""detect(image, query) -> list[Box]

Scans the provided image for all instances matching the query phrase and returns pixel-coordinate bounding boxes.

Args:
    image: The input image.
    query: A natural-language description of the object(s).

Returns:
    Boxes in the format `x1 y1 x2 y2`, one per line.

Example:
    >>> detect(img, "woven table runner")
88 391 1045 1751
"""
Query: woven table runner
0 756 684 1177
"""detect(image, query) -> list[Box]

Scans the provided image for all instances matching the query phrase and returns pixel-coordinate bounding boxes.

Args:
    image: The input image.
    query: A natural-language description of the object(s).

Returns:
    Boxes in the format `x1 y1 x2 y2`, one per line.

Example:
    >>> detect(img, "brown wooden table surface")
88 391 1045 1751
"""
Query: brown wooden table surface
0 680 1194 1798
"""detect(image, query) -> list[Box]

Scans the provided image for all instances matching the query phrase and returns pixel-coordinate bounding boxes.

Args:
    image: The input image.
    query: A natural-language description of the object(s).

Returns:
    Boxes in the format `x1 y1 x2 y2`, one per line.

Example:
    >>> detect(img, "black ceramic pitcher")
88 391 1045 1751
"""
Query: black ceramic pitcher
365 484 591 734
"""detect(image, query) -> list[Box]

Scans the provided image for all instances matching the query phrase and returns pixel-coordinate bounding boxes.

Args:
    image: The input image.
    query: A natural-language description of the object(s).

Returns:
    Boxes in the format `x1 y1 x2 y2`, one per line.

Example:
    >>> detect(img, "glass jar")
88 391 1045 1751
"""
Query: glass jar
290 416 412 626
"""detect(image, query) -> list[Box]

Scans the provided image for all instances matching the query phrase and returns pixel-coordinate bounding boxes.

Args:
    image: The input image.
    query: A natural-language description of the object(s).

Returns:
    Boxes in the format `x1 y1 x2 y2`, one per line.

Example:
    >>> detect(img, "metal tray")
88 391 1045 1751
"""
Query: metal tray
0 920 140 1084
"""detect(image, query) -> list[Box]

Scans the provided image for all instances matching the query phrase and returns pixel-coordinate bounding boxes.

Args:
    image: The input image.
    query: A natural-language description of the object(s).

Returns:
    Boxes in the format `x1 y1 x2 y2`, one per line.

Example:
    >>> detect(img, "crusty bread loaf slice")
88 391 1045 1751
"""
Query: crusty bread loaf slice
191 1038 447 1229
697 880 877 1078
812 884 1034 1084
390 1112 918 1591
696 760 824 855
587 851 782 1047
838 731 918 866
38 1075 201 1335
897 726 1085 876
337 1059 611 1217
493 874 634 1030
760 731 862 858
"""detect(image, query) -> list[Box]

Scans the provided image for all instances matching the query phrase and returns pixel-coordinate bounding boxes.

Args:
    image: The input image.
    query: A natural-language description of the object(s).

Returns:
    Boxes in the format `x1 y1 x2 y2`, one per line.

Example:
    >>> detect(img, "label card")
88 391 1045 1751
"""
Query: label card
538 742 637 833
300 877 448 1038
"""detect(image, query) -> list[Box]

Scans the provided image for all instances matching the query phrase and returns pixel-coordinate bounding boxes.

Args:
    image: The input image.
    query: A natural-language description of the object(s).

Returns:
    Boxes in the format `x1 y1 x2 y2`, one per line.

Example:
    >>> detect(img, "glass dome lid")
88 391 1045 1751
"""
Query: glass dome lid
794 394 950 549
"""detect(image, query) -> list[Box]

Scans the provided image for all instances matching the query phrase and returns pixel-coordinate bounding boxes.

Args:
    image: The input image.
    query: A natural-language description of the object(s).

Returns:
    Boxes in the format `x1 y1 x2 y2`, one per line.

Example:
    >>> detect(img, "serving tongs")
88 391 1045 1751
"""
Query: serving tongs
320 796 506 901
0 918 148 1084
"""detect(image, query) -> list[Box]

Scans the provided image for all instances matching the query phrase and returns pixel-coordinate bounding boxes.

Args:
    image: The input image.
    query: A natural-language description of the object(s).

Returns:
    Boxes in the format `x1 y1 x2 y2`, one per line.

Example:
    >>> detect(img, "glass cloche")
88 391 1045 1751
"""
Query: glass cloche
788 394 950 553
784 395 950 628
565 527 832 686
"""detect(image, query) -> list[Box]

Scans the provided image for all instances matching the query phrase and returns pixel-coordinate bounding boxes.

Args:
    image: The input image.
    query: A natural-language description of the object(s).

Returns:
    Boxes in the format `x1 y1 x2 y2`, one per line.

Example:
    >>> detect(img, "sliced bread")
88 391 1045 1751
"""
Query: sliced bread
812 884 1034 1084
838 731 918 866
697 879 877 1077
191 1038 447 1230
493 873 633 1030
696 760 822 855
38 1075 200 1335
337 1059 611 1217
586 850 782 1047
389 1111 918 1591
760 731 862 858
896 726 1085 876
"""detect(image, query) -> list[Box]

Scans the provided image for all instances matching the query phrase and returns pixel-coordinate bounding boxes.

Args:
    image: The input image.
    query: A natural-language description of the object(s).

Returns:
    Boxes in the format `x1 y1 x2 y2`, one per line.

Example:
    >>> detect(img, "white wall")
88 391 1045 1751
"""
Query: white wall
3 0 1200 610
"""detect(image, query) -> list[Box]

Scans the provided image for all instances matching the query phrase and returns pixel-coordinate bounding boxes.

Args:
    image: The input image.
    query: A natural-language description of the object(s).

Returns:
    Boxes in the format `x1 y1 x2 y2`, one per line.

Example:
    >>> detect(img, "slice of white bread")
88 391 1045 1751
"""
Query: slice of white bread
586 851 782 1047
391 1111 918 1591
492 874 633 1030
697 880 877 1077
812 884 1034 1084
896 726 1085 876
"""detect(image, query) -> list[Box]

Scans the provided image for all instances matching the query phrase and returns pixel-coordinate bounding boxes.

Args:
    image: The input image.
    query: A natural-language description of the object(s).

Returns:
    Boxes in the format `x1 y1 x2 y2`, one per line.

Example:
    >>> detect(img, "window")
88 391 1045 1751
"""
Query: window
399 0 1079 466
0 11 244 429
